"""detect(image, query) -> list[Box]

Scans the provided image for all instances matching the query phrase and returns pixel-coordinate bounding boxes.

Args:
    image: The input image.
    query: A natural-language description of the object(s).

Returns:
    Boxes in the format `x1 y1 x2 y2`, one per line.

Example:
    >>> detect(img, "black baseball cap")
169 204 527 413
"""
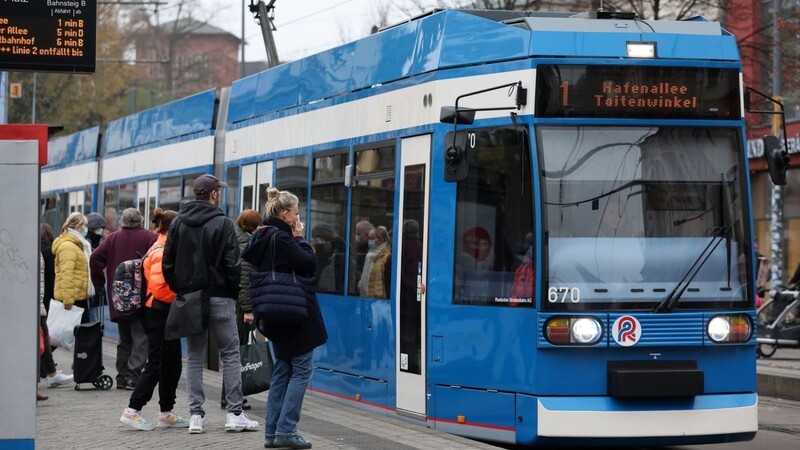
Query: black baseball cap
193 174 228 195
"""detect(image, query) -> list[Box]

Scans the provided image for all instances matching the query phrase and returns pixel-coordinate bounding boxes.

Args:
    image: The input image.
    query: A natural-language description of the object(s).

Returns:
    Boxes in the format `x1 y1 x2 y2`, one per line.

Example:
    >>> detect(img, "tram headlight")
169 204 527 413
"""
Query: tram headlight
545 317 603 345
572 318 603 344
707 314 752 343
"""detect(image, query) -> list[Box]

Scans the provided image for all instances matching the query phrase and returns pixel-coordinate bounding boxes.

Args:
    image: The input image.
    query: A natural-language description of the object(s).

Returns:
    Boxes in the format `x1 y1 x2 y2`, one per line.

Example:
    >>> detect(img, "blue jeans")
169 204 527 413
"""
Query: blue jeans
265 350 313 437
88 306 100 323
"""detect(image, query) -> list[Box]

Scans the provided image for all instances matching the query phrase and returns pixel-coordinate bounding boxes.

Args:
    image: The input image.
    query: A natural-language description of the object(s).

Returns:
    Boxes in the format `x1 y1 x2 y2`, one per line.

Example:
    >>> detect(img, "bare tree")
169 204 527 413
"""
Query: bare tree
129 0 238 104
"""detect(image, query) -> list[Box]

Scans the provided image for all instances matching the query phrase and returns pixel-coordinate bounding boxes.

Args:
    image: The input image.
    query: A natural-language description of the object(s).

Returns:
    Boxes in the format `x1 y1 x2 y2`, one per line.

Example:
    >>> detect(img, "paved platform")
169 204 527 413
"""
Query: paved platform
757 347 800 402
35 338 502 450
36 338 800 449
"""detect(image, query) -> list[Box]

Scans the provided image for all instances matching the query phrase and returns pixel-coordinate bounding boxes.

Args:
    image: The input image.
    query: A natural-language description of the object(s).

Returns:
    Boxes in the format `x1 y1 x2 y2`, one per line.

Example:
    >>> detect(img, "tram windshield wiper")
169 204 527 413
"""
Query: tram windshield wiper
654 225 730 313
656 175 733 313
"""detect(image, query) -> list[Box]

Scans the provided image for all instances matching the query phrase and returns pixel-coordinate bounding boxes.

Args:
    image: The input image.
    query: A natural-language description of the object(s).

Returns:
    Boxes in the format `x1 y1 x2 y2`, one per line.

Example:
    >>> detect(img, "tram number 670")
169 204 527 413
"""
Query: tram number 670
547 287 581 303
467 132 476 149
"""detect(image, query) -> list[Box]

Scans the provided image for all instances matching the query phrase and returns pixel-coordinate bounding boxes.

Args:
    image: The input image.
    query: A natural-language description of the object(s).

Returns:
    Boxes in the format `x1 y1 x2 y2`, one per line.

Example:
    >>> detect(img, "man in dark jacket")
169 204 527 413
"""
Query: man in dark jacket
162 174 258 434
90 208 157 390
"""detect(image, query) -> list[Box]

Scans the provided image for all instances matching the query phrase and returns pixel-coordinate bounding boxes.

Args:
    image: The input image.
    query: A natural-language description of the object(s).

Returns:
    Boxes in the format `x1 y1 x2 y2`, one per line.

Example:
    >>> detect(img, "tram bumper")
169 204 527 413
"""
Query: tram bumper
529 393 757 443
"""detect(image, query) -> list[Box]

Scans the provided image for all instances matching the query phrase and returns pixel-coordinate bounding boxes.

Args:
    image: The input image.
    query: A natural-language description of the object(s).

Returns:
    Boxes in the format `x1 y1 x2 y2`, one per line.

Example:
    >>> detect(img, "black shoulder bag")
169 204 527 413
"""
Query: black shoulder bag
164 243 224 340
249 232 315 327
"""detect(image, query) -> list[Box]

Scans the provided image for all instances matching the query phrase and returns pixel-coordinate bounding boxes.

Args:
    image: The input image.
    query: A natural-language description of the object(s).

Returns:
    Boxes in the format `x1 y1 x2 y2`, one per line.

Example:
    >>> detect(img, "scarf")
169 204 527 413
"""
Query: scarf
66 228 95 298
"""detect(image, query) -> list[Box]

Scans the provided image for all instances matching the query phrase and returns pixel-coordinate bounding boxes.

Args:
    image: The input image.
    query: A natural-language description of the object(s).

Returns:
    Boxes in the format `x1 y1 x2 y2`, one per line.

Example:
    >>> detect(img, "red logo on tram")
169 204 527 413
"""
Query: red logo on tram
612 315 641 347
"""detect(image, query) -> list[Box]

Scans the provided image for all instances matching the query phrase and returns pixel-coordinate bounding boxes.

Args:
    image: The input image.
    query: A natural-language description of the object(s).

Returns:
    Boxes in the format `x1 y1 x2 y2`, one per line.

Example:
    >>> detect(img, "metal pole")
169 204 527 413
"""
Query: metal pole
0 72 7 124
256 1 279 68
241 0 246 78
770 0 783 285
32 73 37 124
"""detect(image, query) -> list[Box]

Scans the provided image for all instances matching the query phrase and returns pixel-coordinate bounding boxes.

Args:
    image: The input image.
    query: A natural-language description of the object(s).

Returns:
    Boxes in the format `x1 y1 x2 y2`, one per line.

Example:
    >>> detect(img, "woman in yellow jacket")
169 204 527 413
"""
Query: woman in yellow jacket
120 208 189 431
119 208 189 431
52 212 93 324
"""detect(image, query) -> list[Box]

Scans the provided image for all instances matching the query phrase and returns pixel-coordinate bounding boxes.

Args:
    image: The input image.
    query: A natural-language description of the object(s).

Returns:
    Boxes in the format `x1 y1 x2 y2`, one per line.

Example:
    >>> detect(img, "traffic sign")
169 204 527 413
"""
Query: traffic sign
9 83 22 99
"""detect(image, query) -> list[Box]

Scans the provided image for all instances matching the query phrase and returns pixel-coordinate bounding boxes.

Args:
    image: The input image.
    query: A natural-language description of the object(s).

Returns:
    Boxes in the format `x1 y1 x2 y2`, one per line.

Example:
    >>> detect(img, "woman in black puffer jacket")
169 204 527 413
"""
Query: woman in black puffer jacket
242 187 326 450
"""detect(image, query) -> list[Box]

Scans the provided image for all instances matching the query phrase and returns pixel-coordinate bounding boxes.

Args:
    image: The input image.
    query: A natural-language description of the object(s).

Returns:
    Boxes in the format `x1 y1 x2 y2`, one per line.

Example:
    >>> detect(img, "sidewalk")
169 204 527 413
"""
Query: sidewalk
36 339 800 449
757 347 800 402
36 338 502 450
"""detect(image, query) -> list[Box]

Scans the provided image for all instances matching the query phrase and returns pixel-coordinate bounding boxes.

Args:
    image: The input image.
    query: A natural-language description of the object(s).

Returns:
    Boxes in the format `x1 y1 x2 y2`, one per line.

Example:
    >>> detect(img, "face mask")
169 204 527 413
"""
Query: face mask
81 228 88 237
368 239 377 250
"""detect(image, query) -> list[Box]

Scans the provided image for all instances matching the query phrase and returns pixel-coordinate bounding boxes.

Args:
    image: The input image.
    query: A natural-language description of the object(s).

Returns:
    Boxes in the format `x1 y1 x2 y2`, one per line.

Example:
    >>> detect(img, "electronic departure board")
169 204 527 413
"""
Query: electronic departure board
536 65 740 119
0 0 96 73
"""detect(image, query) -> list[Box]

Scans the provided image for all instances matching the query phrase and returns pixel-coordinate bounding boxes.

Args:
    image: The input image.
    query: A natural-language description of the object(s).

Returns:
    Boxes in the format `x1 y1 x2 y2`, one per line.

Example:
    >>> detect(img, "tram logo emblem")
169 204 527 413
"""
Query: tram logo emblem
612 316 641 346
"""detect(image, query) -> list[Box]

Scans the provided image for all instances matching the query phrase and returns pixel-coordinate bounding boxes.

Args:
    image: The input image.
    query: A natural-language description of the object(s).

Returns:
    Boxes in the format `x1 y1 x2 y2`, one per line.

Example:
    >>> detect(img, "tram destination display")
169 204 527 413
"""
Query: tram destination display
536 65 740 119
0 0 96 73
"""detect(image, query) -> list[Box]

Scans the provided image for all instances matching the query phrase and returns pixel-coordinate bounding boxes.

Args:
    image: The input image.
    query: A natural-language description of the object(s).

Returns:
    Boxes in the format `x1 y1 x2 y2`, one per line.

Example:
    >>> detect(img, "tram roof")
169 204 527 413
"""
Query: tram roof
226 8 740 127
102 89 217 155
45 126 100 168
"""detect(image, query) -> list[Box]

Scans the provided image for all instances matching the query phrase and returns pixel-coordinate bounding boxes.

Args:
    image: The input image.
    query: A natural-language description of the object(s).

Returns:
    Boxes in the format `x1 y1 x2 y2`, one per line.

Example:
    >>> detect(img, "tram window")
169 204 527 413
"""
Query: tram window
84 189 93 214
277 156 309 218
242 186 255 210
183 173 203 200
104 185 118 212
159 176 182 213
258 181 271 213
118 183 136 211
310 151 348 295
452 127 534 307
57 192 69 231
226 165 240 218
103 186 119 231
42 195 57 231
349 144 395 299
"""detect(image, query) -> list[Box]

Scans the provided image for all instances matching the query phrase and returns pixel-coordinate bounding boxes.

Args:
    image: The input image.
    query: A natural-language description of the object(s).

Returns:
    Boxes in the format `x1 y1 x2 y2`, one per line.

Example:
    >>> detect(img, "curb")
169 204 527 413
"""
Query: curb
757 372 800 402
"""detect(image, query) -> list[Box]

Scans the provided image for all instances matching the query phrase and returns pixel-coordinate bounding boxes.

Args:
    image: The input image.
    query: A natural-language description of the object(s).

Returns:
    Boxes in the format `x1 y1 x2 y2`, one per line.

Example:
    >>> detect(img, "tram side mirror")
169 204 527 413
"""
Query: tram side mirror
444 130 468 182
764 135 789 186
439 107 475 125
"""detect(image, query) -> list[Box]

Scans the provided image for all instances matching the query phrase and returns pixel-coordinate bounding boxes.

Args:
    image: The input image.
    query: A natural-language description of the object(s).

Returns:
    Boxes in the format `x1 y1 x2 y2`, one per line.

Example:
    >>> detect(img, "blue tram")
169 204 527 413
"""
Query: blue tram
39 8 759 446
222 9 758 446
41 89 222 232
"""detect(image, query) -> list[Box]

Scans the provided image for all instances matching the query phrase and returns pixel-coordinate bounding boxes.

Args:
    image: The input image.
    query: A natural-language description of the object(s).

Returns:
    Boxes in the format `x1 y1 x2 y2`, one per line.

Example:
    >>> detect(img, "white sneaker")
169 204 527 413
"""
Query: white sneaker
188 414 204 434
224 412 259 432
45 371 74 388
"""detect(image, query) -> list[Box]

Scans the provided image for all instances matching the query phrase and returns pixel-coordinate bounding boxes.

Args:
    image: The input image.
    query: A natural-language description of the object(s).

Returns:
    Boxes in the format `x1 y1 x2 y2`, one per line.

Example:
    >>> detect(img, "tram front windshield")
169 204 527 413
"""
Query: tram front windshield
539 126 751 311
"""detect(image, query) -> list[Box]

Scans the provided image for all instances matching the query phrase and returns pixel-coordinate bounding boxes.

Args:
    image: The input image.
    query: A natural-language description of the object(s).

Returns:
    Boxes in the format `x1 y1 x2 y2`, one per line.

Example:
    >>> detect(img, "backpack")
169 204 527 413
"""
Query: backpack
111 244 162 317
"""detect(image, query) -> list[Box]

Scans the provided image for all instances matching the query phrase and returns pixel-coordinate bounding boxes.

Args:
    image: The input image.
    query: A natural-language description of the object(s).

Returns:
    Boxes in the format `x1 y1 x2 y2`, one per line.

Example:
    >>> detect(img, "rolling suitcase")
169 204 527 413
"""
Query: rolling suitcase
72 305 113 391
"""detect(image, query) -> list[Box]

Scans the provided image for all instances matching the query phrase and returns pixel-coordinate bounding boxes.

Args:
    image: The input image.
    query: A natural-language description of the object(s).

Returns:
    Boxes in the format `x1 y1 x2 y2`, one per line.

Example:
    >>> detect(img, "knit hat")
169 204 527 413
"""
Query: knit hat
86 213 107 230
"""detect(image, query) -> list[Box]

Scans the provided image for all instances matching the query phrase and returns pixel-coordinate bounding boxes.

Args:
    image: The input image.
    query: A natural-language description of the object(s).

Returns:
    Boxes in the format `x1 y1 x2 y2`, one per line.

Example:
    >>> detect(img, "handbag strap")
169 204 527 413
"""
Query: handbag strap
269 231 297 283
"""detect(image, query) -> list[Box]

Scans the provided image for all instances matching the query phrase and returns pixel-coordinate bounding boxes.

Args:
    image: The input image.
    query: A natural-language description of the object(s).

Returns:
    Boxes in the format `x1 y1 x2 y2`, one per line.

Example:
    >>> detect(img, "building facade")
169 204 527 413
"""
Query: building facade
133 18 240 106
727 0 800 283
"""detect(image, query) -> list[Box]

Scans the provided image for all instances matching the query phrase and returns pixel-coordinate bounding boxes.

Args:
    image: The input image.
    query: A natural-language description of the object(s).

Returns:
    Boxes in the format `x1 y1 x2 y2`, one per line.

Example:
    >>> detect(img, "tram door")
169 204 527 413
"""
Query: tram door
68 190 85 213
396 134 431 418
137 179 158 225
240 161 273 213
